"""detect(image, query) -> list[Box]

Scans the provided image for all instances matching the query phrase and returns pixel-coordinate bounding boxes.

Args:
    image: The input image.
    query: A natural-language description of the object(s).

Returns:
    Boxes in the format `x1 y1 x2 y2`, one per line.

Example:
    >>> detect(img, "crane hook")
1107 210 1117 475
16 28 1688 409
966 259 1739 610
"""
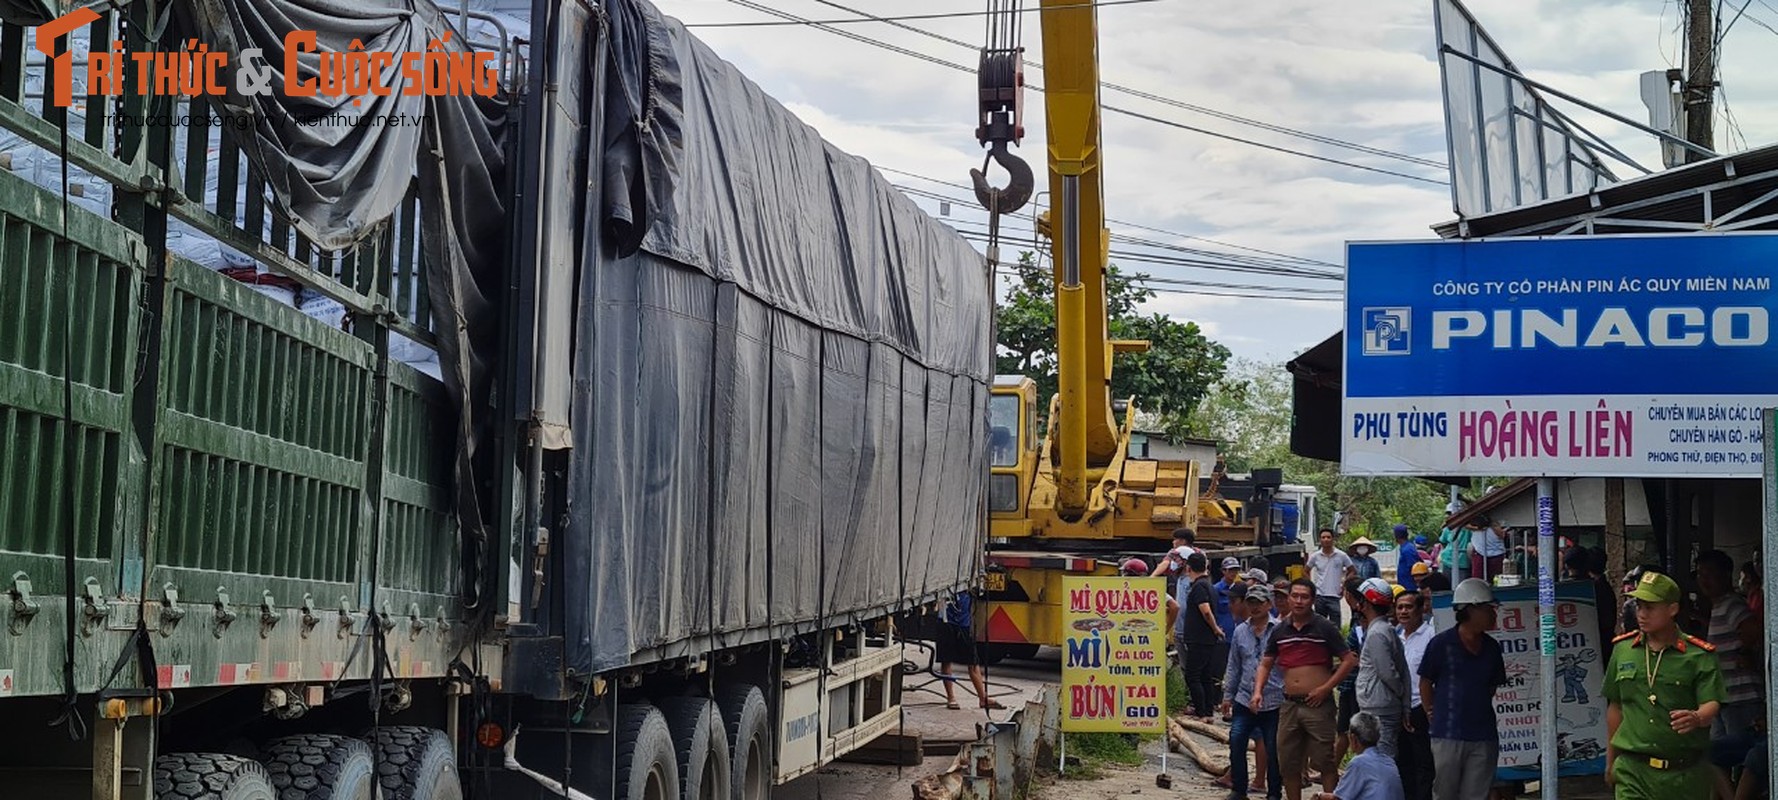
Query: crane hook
970 141 1033 216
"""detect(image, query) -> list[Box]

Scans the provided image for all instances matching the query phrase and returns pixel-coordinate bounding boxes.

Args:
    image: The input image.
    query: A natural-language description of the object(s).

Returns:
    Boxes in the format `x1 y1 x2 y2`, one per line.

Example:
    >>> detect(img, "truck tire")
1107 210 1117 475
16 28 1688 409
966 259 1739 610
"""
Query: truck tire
365 726 461 800
261 734 375 800
716 685 770 800
153 753 276 799
657 697 731 800
997 643 1041 662
608 704 680 800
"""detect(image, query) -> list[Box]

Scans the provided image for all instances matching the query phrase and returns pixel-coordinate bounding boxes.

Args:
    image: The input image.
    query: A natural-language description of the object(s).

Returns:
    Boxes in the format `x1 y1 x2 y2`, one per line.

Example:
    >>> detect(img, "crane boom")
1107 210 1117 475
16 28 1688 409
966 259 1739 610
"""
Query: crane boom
970 3 1292 658
1037 0 1118 517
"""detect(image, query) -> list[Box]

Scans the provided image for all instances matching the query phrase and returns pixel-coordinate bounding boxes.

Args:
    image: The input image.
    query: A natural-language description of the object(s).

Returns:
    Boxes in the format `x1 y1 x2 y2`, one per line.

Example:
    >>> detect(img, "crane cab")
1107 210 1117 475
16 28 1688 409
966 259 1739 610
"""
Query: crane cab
988 375 1038 534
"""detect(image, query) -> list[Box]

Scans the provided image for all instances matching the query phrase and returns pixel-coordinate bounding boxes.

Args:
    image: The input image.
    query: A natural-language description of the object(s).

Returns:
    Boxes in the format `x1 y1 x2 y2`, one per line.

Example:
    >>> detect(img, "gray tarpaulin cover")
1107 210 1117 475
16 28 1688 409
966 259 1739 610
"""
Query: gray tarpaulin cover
176 0 511 607
568 0 991 674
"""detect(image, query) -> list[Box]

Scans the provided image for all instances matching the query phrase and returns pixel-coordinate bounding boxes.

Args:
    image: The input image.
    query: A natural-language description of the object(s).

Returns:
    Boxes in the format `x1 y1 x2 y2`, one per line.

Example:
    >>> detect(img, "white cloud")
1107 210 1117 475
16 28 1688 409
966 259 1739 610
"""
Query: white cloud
653 0 1778 364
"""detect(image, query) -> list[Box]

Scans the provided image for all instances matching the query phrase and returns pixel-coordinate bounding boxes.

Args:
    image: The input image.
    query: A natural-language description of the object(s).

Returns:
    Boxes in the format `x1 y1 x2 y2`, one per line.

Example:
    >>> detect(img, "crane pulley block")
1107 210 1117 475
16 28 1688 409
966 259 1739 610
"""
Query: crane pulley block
975 47 1026 147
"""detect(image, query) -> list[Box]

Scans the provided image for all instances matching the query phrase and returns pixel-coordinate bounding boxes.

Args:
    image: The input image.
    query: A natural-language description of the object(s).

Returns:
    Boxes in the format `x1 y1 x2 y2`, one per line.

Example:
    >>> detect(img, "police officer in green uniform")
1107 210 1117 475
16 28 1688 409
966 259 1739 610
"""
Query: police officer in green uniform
1604 570 1727 799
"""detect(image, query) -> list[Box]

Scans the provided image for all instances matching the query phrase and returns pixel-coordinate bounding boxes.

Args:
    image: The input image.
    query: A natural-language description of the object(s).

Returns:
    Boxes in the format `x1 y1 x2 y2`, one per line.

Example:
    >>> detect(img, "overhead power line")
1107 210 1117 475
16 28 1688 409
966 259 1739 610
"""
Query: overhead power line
989 266 1341 302
685 0 1163 28
944 218 1342 282
966 233 1343 285
889 183 1345 281
803 0 1447 172
874 164 1346 270
1109 106 1447 185
716 0 1448 186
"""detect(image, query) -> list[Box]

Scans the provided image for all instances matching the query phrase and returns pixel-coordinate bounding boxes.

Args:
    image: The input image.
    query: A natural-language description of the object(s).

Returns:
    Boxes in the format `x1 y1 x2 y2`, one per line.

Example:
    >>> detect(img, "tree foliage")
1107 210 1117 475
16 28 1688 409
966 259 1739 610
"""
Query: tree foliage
1185 358 1498 541
994 252 1231 433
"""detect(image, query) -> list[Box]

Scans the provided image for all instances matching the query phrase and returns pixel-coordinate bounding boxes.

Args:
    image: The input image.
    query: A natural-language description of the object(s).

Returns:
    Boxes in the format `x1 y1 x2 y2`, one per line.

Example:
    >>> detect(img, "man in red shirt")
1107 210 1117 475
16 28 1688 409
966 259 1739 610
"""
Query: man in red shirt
1254 578 1359 800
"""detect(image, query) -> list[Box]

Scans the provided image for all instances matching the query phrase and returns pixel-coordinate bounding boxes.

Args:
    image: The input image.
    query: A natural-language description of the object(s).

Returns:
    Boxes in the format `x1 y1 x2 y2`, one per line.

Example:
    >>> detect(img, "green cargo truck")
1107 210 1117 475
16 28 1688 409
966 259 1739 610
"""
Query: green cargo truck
0 0 992 797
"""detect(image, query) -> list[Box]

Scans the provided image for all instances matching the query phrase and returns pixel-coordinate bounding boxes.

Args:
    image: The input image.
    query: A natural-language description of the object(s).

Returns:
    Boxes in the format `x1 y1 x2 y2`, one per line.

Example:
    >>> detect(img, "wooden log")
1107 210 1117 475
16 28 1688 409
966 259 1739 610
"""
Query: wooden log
1175 716 1231 744
1167 718 1231 778
1174 715 1258 753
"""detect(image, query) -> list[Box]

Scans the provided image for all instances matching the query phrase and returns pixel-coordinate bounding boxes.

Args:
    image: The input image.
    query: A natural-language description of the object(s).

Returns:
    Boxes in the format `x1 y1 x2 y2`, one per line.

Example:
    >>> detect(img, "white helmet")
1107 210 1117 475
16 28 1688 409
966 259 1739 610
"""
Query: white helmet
1451 578 1496 607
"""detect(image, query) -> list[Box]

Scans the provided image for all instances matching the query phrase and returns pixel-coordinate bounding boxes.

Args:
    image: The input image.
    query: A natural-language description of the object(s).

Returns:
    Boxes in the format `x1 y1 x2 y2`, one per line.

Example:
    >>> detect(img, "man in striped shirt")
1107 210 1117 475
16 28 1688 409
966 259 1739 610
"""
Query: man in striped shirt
1695 549 1765 800
1255 579 1359 800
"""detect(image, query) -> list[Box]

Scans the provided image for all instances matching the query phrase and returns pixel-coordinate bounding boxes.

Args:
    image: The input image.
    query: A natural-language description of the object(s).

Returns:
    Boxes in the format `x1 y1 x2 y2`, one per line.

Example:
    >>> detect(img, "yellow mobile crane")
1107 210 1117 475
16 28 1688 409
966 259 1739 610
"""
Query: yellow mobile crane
968 0 1217 659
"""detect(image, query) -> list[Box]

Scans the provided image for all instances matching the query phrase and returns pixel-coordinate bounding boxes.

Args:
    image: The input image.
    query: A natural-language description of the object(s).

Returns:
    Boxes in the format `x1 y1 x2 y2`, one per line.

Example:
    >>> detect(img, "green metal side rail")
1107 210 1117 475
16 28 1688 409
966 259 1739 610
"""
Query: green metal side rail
0 7 466 699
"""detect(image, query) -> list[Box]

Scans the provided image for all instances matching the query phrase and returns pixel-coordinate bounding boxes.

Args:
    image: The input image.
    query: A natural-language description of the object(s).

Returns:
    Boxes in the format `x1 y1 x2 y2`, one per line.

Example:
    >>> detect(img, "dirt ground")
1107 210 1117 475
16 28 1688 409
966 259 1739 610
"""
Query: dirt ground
1025 733 1235 800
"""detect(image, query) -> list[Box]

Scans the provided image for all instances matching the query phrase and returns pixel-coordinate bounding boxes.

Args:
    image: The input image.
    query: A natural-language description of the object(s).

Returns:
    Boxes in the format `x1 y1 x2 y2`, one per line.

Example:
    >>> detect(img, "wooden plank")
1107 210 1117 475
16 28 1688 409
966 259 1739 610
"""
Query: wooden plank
1123 459 1158 491
1155 462 1190 488
837 732 922 766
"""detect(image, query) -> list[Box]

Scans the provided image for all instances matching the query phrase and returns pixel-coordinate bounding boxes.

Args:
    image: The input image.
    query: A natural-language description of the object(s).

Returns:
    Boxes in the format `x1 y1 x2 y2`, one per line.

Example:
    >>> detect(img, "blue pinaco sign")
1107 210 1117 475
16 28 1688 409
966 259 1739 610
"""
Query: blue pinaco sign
1342 232 1778 477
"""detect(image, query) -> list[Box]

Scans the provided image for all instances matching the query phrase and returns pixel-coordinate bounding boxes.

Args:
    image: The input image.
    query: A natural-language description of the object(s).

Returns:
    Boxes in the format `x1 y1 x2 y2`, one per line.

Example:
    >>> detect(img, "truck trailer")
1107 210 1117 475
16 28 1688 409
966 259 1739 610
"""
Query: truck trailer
0 0 992 797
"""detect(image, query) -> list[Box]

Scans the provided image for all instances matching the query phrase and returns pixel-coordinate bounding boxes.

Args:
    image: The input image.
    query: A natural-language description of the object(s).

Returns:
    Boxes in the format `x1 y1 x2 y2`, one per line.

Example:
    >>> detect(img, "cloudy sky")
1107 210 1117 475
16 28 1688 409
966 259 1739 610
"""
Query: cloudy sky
648 0 1778 364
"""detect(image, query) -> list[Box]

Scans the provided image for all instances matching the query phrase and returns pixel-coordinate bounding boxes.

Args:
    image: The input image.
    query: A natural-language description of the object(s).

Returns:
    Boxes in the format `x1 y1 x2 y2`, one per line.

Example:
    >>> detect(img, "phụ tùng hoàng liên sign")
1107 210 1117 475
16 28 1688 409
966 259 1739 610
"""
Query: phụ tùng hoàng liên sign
1343 233 1778 477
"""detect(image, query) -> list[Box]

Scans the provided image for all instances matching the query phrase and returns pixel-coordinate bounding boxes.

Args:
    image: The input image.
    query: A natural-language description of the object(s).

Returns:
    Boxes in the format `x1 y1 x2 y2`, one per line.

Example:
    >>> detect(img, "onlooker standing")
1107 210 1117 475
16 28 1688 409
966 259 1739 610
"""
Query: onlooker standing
1437 526 1471 584
1564 547 1617 660
1395 590 1437 800
936 591 1004 711
1415 563 1450 597
1335 579 1366 769
1212 557 1244 709
1350 539 1382 581
1153 528 1200 577
1255 579 1358 800
1154 528 1199 635
1740 561 1763 616
1606 571 1724 799
1694 551 1764 800
1223 583 1285 800
1354 578 1411 758
1179 552 1226 720
1418 579 1508 800
1313 711 1407 800
1308 529 1356 623
1466 518 1507 582
1394 526 1422 593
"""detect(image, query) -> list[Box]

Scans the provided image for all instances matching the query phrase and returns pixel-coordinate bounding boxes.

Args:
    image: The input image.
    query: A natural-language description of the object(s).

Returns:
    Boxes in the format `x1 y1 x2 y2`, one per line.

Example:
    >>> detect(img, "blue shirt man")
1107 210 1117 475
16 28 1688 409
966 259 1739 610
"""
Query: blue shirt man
1212 558 1242 635
1394 525 1421 592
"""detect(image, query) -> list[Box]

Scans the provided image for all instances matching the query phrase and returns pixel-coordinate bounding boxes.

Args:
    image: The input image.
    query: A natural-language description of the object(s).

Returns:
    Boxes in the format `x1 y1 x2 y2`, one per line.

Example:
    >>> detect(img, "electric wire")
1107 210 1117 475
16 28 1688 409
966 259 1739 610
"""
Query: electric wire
1741 10 1778 34
950 223 1342 286
987 265 1340 302
890 184 1346 281
684 0 1161 28
805 0 1447 171
716 0 1450 186
1719 0 1754 41
875 164 1344 269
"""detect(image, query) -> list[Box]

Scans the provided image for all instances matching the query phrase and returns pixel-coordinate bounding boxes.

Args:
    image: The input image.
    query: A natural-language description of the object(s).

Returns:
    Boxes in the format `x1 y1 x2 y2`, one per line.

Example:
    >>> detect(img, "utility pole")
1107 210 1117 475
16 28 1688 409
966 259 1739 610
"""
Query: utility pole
1684 0 1716 160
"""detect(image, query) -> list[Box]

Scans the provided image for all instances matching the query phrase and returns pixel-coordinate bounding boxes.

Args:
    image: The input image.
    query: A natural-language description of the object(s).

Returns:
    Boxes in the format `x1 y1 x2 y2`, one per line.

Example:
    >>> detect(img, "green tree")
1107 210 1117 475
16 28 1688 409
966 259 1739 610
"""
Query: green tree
1185 358 1499 540
995 252 1230 431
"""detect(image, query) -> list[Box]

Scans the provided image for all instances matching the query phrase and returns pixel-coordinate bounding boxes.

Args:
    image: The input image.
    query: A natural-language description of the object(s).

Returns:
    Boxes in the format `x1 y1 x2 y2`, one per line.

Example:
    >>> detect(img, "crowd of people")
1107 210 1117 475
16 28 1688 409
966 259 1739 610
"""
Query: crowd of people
1138 525 1768 800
